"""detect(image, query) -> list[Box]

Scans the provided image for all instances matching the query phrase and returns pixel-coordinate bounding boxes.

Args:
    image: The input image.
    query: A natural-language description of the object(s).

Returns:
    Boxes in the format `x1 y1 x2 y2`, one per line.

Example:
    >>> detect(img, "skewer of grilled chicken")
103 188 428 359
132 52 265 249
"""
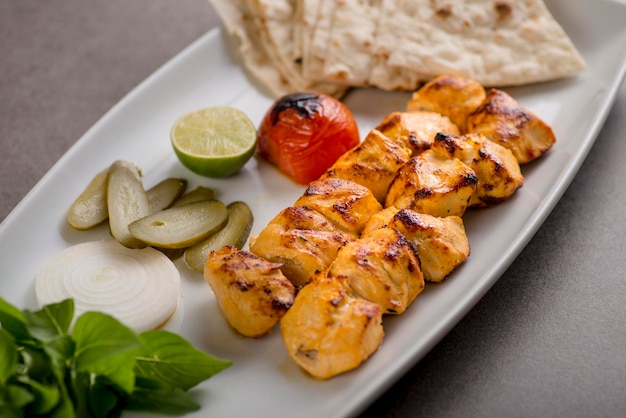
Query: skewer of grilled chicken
375 110 460 156
363 207 470 283
385 149 478 217
293 177 382 237
319 129 412 203
325 227 424 314
466 88 557 164
204 246 296 338
431 132 524 207
406 74 486 133
249 206 354 287
280 274 384 380
199 72 561 381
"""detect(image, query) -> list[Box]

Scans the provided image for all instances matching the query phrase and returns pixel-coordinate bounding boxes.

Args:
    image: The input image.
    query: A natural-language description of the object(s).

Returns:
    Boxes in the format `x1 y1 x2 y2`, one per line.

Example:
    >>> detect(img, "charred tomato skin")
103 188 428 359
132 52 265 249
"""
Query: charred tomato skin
257 93 360 185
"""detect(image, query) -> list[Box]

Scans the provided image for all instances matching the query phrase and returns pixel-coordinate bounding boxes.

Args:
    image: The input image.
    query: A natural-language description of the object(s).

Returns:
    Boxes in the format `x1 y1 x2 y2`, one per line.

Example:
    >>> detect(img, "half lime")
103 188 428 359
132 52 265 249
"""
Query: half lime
171 106 257 177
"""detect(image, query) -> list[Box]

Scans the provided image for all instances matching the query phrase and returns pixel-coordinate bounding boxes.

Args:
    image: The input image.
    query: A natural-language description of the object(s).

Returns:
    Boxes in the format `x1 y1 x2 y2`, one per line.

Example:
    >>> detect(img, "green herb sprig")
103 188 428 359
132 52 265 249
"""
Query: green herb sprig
0 297 231 417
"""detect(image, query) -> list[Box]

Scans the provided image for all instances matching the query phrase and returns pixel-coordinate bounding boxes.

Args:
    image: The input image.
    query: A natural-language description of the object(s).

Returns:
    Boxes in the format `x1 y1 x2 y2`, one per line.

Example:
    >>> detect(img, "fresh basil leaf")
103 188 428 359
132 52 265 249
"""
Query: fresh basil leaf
2 299 228 417
125 376 201 415
9 335 75 418
88 376 124 418
23 299 73 342
43 383 76 418
0 297 31 342
14 375 60 416
1 382 34 413
71 371 124 418
72 312 141 394
18 345 56 384
0 399 24 418
72 312 141 364
0 329 17 385
0 404 23 418
70 371 124 418
135 330 232 391
44 335 75 374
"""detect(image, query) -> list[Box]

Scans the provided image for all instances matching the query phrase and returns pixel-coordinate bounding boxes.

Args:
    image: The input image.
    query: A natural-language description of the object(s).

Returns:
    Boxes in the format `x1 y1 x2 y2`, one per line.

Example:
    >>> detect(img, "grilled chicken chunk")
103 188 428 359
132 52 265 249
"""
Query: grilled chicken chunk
375 110 460 155
294 178 382 237
363 207 470 282
362 206 407 231
406 74 486 132
385 149 478 217
432 132 524 207
320 129 412 202
249 206 353 287
204 246 296 338
327 227 424 314
280 275 384 380
466 88 556 163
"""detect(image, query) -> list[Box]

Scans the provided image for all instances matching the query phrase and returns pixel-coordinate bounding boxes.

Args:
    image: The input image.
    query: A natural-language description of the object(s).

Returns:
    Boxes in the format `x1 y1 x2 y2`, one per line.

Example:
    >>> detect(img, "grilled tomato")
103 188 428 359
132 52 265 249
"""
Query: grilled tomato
257 93 360 184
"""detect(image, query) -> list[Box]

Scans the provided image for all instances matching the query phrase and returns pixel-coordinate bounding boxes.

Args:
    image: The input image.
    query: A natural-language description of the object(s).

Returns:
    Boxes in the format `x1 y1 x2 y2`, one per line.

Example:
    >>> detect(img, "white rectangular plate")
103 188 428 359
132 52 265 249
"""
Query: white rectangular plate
1 0 625 416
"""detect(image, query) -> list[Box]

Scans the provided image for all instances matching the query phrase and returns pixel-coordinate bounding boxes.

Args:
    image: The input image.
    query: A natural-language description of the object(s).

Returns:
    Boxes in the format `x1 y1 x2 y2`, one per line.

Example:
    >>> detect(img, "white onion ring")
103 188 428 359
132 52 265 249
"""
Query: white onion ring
35 240 180 333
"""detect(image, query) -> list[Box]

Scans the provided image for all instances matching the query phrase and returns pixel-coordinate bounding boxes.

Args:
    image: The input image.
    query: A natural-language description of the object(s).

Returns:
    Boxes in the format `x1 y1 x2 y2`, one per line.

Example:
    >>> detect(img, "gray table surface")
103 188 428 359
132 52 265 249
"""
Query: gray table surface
2 1 625 417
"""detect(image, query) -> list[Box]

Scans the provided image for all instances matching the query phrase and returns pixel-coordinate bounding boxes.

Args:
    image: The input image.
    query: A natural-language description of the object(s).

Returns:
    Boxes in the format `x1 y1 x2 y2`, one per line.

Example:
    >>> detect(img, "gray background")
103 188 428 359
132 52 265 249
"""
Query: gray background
2 1 625 417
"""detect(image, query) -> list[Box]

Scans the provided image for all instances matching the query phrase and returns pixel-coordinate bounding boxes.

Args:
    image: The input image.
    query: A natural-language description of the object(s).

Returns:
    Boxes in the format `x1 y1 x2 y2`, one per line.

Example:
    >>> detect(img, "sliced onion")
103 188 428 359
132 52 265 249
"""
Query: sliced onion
35 240 181 333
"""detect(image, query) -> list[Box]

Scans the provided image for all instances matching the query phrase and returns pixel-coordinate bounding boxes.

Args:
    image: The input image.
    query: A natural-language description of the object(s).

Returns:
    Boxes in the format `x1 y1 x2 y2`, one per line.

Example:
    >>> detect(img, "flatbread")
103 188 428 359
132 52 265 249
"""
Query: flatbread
247 0 345 96
300 0 336 83
208 0 292 97
304 0 427 90
292 0 320 67
382 0 587 86
368 0 429 90
208 0 586 95
320 0 381 85
208 0 345 97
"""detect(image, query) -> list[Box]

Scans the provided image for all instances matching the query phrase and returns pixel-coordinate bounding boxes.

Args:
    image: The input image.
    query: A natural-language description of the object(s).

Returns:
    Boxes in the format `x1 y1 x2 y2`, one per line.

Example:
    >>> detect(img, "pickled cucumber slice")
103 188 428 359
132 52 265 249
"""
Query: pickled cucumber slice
129 200 228 249
67 168 109 230
107 160 150 249
172 186 217 207
184 201 254 272
147 178 187 213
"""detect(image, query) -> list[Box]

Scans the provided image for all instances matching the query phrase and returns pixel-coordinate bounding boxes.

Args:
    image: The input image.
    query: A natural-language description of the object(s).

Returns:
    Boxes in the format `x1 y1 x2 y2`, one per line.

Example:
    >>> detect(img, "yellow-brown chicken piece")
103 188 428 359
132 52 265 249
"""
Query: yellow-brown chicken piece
466 89 557 164
375 110 460 155
327 227 424 314
406 74 486 133
204 246 296 338
320 129 412 203
280 274 384 380
363 207 470 283
385 149 478 217
249 206 353 287
431 132 524 207
294 178 382 237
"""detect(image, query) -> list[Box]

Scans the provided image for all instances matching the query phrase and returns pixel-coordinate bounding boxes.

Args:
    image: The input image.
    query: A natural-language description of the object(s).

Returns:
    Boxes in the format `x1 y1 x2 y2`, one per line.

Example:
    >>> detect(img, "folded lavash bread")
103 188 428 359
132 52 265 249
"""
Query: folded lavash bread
208 0 346 98
317 0 381 86
245 0 347 96
208 0 586 95
313 0 586 89
299 0 337 83
379 0 587 87
305 0 427 90
208 0 291 97
368 0 430 90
